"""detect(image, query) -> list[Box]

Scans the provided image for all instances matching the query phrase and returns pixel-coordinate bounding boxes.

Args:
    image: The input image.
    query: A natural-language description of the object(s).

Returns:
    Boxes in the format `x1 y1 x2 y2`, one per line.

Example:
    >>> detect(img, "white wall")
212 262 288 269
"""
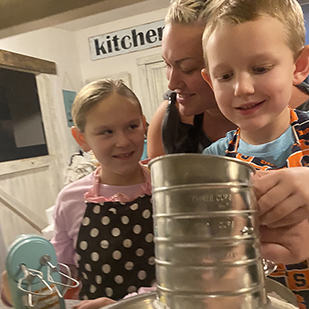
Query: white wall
0 2 169 253
0 1 306 174
0 3 169 187
74 7 168 123
0 27 84 168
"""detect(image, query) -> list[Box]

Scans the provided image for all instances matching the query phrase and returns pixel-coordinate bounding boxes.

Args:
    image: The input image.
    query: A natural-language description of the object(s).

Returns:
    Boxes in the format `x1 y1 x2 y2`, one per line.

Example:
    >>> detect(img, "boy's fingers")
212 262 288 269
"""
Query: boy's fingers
258 192 304 225
256 185 290 218
262 207 309 228
253 170 276 200
260 220 309 264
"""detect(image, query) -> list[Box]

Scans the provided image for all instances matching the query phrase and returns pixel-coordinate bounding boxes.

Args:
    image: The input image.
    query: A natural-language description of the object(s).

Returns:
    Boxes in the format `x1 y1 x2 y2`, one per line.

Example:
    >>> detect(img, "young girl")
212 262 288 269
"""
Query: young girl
51 79 155 306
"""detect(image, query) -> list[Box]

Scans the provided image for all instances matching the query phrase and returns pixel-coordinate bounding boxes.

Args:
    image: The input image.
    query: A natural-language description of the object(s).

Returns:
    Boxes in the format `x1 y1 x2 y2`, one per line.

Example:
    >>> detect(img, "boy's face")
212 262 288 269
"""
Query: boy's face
203 16 296 144
82 93 146 182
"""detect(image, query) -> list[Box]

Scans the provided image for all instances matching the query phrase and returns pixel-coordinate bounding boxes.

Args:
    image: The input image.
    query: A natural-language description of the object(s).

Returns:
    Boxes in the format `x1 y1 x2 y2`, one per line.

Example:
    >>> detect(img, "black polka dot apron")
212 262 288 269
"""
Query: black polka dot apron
76 195 155 300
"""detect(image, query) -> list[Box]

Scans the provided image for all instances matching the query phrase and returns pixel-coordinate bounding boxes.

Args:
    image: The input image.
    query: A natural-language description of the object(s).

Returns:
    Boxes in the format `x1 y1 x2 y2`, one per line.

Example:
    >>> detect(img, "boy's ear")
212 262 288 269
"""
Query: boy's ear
293 45 309 85
201 69 214 90
71 127 91 152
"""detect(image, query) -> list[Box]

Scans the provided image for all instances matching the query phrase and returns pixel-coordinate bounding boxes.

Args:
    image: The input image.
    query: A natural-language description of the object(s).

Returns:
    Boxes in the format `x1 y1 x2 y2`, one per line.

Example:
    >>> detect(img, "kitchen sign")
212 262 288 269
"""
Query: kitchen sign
89 20 165 60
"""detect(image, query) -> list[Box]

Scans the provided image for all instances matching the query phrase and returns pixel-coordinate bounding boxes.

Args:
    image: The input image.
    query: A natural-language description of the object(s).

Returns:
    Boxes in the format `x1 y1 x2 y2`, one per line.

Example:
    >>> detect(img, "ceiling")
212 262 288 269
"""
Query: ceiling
0 0 305 39
0 0 169 39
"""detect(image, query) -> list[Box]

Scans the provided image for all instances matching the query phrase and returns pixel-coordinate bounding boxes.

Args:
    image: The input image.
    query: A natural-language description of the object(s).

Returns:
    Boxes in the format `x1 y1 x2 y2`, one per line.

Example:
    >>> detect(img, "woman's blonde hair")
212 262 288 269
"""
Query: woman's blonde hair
203 0 305 64
71 79 142 132
165 0 209 25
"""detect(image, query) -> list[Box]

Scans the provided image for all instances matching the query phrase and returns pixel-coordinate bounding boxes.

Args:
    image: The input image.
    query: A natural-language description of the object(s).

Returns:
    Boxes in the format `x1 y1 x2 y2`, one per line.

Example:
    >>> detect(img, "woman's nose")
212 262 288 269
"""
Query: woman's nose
234 74 255 98
167 68 184 91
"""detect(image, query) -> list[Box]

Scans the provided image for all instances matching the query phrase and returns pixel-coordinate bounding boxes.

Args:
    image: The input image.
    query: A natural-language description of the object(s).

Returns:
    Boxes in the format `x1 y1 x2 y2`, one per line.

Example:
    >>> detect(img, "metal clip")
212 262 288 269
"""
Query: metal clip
240 226 254 236
17 264 53 308
40 255 79 298
263 259 277 276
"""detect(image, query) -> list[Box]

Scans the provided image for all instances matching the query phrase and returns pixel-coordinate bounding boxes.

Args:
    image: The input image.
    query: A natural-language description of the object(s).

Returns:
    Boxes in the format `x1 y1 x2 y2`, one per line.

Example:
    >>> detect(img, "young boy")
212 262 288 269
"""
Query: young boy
201 0 309 307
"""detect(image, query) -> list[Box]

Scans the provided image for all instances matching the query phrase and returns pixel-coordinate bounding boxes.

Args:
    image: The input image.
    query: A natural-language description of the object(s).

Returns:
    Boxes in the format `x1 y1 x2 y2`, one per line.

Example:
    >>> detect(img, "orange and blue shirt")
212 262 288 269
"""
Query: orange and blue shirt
203 108 309 308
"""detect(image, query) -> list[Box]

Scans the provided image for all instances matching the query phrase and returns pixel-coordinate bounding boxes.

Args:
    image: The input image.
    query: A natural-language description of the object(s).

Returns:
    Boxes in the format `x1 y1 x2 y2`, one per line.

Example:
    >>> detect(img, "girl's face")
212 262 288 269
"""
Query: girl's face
204 17 297 144
162 22 216 117
81 93 146 183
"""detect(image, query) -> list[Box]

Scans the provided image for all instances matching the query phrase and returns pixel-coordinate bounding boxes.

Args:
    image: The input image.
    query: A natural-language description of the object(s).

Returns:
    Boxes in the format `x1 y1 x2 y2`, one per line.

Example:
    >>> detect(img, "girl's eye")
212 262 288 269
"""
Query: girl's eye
217 72 233 82
252 64 274 74
129 124 139 130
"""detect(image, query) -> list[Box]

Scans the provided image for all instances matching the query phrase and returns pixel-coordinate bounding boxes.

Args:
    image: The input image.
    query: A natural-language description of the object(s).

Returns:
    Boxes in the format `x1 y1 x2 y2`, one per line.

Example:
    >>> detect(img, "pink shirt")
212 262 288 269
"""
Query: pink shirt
51 163 151 266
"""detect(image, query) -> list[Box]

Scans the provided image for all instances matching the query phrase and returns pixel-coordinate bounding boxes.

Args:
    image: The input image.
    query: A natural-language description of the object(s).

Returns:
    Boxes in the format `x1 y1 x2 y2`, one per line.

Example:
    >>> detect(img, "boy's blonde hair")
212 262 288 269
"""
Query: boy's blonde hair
165 0 209 25
71 79 142 132
203 0 305 66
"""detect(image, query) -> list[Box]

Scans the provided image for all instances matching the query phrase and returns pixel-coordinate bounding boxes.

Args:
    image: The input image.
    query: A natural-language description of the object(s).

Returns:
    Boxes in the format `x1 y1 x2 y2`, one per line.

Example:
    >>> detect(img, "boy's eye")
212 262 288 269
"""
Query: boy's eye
252 64 274 74
101 129 113 135
217 72 233 82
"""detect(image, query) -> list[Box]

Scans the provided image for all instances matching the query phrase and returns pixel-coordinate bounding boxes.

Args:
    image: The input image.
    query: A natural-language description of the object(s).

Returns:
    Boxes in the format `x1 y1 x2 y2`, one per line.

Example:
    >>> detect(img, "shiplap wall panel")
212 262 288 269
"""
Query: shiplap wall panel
0 156 59 247
0 52 66 251
0 161 57 220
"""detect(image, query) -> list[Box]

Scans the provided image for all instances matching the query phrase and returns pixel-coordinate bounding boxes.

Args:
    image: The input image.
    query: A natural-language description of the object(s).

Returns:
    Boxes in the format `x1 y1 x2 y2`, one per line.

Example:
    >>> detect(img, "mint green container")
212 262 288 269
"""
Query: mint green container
6 234 65 309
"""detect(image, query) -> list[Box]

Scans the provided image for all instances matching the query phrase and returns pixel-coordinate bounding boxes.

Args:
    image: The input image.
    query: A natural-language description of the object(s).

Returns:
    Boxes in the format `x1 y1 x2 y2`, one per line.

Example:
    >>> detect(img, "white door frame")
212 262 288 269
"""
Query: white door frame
137 53 168 122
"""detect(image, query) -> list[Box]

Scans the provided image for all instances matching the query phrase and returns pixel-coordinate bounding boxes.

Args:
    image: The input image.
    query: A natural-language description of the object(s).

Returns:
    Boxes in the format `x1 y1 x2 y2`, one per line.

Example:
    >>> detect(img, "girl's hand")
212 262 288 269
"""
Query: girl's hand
1 271 13 307
72 297 116 309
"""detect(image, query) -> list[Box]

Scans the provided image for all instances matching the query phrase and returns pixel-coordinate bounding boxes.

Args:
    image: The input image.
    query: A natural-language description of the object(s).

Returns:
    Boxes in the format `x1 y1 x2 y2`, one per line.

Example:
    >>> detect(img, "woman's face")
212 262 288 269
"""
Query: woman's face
162 22 216 117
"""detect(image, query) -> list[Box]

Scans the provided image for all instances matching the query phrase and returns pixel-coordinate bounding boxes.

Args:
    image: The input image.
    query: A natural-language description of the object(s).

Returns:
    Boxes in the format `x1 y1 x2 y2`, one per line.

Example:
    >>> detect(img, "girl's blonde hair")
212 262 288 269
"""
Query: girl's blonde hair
165 0 209 25
203 0 305 65
71 79 142 132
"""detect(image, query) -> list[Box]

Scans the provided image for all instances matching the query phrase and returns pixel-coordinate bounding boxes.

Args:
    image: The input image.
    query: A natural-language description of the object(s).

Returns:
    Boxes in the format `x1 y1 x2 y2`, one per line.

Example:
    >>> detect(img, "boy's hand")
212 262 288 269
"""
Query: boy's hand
260 219 309 264
72 297 116 309
254 167 309 228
